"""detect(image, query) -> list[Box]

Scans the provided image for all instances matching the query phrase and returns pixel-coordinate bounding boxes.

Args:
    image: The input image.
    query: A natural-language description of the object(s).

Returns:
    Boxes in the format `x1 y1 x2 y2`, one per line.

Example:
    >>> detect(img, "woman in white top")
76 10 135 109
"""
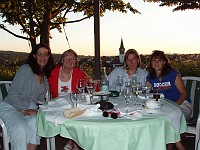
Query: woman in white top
108 49 148 91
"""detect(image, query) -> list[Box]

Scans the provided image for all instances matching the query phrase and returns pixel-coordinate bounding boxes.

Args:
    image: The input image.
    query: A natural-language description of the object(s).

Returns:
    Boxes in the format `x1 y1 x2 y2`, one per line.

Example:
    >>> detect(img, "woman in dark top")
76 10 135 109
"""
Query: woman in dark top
146 50 192 150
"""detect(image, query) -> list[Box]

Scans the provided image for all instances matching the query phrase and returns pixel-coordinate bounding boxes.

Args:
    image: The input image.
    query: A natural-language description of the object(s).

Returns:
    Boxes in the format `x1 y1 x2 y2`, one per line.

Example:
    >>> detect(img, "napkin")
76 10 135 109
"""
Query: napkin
78 104 101 117
39 97 72 111
120 111 143 120
44 103 102 126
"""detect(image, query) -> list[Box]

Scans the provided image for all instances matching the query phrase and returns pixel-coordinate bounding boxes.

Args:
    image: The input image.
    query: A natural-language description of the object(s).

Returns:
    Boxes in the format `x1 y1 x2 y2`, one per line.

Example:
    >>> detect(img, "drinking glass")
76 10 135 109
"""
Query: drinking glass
134 82 142 105
131 76 137 92
76 79 85 93
122 88 132 115
142 85 151 98
116 76 124 95
70 92 81 107
124 79 132 92
86 80 97 104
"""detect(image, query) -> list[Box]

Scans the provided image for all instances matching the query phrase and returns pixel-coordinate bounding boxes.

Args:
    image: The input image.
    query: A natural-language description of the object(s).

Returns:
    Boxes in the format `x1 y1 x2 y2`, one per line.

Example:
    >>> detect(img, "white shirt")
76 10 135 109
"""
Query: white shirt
58 78 72 97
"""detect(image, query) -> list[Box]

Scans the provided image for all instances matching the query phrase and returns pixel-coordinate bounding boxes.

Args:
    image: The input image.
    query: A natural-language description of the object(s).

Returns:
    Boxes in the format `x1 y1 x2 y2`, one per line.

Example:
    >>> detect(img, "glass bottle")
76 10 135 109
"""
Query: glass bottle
101 67 109 101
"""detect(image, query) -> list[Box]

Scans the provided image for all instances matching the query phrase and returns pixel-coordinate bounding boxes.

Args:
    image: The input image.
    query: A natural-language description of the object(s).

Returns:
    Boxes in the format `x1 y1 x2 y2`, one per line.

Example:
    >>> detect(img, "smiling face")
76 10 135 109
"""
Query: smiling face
125 53 139 70
151 57 165 72
62 51 77 70
33 47 50 69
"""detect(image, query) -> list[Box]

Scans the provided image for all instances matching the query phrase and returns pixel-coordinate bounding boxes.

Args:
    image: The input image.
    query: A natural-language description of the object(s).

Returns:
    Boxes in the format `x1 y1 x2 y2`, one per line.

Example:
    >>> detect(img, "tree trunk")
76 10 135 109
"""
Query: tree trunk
30 37 36 50
28 2 37 50
40 2 51 47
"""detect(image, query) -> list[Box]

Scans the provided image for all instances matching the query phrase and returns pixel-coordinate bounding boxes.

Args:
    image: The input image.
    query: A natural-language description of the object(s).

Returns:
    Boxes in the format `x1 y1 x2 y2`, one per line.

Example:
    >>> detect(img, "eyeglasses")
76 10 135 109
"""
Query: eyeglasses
36 52 49 57
64 56 76 61
151 59 163 63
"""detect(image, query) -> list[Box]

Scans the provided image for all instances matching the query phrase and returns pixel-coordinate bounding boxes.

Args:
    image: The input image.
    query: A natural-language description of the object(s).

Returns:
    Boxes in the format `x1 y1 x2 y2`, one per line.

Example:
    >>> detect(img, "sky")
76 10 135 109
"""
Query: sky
0 0 200 56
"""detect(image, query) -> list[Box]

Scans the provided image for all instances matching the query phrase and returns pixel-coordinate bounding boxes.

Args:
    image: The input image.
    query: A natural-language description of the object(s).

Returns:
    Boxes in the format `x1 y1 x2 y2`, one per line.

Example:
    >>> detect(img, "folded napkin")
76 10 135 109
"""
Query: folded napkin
45 103 102 126
78 104 101 117
39 97 72 111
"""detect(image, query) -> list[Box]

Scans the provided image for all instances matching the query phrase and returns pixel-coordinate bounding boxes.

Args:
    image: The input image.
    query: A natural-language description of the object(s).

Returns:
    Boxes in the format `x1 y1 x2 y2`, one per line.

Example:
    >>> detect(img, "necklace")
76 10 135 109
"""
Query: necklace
60 67 71 76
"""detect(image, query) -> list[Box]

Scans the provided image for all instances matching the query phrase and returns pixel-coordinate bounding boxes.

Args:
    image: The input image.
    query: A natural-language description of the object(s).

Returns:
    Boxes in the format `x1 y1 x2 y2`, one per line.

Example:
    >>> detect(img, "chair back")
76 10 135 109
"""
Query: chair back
0 81 12 101
182 76 200 121
0 81 12 149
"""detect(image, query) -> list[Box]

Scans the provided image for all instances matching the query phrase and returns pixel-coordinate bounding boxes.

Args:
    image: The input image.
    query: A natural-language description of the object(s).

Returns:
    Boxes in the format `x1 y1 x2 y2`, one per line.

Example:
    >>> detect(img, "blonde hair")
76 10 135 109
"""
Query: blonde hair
124 49 141 69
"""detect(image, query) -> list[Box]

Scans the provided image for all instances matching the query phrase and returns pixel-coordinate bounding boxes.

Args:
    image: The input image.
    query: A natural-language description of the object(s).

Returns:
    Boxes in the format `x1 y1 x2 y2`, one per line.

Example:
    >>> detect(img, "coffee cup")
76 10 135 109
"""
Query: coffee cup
145 99 160 110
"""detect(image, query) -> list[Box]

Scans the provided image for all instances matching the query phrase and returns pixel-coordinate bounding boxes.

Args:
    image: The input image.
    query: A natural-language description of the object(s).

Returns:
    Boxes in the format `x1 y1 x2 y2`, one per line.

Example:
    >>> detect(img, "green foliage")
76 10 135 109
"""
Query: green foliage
1 55 200 81
0 65 19 81
0 0 140 49
171 61 200 76
145 0 200 11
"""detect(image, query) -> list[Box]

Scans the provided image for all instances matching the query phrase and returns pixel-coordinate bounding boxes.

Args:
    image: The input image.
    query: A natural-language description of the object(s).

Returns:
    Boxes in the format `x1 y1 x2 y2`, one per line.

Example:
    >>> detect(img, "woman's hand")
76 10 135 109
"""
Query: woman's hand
21 109 38 116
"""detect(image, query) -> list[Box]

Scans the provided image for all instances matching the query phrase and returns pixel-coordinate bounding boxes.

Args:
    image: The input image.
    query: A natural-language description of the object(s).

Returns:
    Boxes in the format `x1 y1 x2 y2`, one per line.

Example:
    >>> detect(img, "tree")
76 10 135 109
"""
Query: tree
0 0 140 50
145 0 200 11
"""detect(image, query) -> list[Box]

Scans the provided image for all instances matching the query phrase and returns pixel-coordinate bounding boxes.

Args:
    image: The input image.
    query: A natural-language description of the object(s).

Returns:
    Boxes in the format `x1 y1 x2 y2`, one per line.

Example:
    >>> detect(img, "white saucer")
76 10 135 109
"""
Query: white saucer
143 108 159 113
94 91 111 96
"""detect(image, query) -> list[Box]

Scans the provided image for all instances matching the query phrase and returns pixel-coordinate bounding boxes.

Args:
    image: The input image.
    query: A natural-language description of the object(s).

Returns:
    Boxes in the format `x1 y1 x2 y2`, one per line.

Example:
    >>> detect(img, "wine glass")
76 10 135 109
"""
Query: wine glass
116 76 124 95
86 80 96 104
70 92 81 107
122 88 132 115
142 85 151 98
76 79 85 93
131 76 137 93
134 82 142 105
124 79 132 92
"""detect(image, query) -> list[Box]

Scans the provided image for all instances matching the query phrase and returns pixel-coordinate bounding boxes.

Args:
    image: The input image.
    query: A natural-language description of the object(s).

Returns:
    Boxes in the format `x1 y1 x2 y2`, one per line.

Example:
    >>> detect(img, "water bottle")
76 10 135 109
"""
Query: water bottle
101 67 109 101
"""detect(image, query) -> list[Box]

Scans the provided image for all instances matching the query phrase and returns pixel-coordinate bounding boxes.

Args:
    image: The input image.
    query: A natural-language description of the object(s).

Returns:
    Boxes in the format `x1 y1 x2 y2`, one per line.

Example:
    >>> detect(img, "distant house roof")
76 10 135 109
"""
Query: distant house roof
110 57 121 65
102 60 112 67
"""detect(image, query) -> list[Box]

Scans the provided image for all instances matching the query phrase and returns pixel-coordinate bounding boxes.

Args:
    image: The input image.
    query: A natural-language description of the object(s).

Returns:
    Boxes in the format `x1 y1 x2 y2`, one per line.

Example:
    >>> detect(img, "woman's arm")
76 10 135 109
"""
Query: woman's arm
175 75 187 105
146 81 153 91
108 68 119 91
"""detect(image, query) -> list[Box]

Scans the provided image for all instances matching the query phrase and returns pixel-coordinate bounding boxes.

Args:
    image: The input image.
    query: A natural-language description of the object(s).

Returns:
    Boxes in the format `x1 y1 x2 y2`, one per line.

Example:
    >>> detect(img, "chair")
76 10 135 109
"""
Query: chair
182 76 200 150
195 114 200 150
0 81 12 150
0 81 54 150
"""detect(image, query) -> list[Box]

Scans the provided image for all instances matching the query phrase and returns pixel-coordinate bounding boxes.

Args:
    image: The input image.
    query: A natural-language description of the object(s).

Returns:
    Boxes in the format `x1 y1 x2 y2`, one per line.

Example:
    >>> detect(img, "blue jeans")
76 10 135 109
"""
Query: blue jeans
0 101 40 150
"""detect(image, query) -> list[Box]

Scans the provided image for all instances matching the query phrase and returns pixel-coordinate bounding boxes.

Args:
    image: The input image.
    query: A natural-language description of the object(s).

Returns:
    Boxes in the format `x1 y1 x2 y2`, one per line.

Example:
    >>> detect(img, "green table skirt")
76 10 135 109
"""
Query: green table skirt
37 109 187 150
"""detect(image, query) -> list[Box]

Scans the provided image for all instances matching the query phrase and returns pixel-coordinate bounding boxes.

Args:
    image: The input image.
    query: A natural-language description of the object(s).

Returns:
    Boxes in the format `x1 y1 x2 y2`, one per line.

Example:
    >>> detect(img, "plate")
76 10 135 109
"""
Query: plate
94 91 111 96
143 108 160 113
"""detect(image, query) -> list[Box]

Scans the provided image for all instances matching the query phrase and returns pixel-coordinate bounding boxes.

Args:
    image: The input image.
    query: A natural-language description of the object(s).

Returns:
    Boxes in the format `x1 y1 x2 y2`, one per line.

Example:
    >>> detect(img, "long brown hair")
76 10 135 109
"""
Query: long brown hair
147 50 172 79
27 43 55 77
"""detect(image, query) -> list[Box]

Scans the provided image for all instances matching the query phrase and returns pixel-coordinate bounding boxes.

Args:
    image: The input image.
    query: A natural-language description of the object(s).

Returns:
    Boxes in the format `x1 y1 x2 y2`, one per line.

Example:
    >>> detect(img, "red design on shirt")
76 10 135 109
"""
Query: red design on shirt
61 86 69 92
